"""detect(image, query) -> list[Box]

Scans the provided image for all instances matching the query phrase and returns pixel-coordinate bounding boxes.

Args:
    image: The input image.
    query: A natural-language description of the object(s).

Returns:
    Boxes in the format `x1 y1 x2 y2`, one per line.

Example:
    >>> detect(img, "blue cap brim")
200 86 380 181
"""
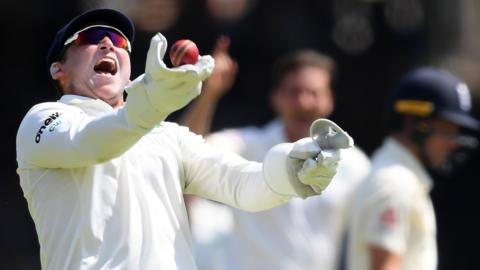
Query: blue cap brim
440 111 480 132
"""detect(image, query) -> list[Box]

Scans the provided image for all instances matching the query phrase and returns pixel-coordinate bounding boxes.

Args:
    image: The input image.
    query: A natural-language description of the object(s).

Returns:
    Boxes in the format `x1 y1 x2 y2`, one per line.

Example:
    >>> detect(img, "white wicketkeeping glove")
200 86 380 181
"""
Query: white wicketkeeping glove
263 119 353 198
124 33 215 129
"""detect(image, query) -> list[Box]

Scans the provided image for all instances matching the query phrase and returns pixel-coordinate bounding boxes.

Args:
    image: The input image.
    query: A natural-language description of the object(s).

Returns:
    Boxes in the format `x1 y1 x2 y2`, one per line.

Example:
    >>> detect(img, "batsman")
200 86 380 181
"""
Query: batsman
16 8 353 270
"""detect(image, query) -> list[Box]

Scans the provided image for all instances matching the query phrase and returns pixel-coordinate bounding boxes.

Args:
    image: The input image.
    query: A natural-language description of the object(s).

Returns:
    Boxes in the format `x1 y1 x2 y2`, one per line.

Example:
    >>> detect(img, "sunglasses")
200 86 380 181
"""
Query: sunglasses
64 25 131 53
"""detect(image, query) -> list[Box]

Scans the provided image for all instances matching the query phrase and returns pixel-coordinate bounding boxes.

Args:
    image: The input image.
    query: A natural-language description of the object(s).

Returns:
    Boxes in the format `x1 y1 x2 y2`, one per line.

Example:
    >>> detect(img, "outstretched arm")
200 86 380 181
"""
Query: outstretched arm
183 118 354 210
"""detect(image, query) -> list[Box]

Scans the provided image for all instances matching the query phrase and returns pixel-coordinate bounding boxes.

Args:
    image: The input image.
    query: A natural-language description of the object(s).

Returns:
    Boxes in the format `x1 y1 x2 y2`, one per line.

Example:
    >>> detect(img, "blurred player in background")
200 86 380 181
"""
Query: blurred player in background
182 41 370 270
347 67 479 270
15 8 354 270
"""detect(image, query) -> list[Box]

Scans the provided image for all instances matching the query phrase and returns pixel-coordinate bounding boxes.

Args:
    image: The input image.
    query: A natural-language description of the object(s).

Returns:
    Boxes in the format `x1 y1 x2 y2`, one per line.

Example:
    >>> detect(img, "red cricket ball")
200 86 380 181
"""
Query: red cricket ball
169 39 200 66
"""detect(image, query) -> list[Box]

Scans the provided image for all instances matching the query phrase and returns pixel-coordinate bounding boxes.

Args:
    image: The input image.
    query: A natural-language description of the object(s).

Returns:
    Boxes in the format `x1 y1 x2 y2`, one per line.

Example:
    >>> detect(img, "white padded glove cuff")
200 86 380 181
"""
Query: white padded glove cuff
263 143 317 198
124 74 168 129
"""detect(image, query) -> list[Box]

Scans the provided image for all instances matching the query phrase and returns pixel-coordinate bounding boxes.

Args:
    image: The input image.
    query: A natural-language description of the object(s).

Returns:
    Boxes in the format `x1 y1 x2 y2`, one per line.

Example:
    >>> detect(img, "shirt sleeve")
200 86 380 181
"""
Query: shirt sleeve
363 172 412 253
206 129 248 155
16 102 148 169
178 127 290 212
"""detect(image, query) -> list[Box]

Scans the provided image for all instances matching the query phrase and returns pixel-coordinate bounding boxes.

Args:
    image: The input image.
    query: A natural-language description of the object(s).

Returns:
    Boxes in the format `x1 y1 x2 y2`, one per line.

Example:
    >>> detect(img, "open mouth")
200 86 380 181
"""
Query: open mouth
94 58 117 75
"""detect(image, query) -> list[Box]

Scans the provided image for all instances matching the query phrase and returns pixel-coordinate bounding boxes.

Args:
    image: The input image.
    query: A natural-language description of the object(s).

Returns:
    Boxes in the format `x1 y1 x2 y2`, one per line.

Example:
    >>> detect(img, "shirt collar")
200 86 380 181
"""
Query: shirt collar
384 137 434 192
58 95 115 114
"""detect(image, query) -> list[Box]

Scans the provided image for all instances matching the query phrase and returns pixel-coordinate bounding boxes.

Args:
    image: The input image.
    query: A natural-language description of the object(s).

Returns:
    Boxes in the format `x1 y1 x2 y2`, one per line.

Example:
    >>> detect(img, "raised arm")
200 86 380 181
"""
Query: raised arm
17 33 214 169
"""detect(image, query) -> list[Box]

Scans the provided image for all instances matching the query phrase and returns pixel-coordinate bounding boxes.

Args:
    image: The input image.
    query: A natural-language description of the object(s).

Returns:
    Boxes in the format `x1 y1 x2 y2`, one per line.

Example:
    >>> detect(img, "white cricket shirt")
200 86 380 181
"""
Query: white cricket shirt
190 120 370 270
16 95 289 270
347 137 437 270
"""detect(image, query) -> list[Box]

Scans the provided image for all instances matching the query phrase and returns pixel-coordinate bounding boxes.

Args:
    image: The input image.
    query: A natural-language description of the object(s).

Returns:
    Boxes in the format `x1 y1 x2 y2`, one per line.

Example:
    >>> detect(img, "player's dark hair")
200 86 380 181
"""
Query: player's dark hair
270 49 336 91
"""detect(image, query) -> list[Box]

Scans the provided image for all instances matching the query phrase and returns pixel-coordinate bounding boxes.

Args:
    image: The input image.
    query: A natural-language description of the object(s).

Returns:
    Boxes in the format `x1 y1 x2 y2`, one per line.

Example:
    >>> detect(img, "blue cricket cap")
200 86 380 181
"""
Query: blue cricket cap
46 8 135 68
388 67 479 131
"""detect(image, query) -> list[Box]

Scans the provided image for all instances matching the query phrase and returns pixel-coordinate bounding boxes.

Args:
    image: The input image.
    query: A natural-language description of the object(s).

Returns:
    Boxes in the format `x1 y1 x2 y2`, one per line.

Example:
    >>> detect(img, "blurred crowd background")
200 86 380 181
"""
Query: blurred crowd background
1 0 480 269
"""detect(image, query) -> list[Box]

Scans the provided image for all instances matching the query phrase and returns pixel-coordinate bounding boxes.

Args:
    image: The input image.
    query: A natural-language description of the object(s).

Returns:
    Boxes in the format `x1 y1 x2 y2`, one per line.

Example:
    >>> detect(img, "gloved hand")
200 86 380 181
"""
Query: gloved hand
143 33 214 113
292 119 352 194
263 119 353 198
125 33 214 129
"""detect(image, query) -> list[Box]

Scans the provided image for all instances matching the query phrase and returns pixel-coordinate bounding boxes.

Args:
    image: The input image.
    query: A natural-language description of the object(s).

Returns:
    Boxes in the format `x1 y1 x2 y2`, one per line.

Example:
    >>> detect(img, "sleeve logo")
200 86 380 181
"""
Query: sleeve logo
35 112 62 143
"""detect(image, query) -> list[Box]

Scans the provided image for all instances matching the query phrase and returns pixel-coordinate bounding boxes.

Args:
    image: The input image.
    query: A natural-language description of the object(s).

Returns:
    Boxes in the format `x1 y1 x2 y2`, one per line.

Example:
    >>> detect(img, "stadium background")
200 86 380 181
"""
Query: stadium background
1 0 479 269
